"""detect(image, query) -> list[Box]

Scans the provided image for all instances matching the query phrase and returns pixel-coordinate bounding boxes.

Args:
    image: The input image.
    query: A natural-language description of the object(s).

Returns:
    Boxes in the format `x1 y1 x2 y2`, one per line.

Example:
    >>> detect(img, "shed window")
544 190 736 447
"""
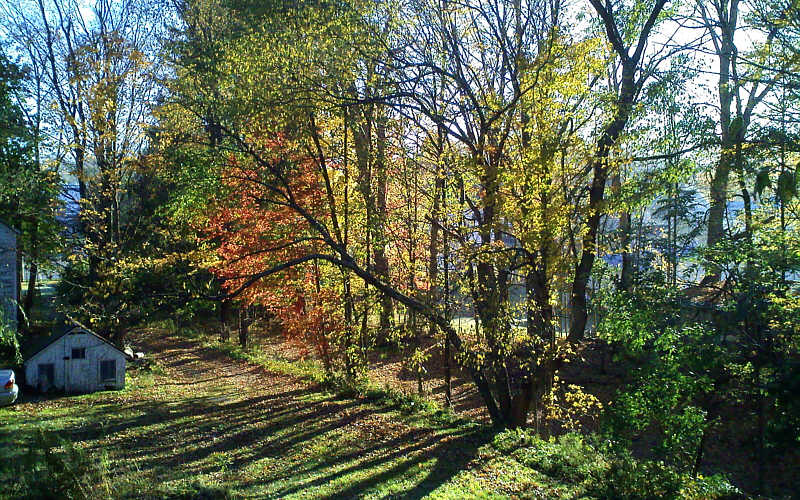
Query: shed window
71 348 85 359
99 360 116 381
38 363 54 385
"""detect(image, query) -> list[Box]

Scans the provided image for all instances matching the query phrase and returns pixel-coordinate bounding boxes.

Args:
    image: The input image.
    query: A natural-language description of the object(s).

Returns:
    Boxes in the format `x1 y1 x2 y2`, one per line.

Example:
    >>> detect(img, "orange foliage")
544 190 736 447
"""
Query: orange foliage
205 138 342 364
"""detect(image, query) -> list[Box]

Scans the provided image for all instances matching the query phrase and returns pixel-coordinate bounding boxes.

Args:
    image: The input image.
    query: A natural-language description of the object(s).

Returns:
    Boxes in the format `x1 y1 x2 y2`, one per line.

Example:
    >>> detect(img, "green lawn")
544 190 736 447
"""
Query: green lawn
0 328 738 499
0 330 580 499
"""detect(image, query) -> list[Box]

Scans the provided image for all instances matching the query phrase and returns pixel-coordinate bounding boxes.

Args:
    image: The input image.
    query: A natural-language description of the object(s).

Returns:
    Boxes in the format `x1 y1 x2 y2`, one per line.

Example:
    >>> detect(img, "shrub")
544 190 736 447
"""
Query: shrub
0 308 21 365
493 430 607 483
589 454 743 500
491 429 741 499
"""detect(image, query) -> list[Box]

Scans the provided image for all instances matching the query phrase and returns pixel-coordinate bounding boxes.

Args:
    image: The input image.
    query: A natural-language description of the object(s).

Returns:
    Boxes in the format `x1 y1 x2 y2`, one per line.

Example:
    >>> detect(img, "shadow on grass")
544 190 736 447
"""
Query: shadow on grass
264 425 491 499
4 330 499 498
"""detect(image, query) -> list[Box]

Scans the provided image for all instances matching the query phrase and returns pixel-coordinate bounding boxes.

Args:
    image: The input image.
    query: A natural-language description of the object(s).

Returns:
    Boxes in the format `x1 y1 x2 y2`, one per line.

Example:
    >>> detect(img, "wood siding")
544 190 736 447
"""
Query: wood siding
25 330 126 393
0 223 17 330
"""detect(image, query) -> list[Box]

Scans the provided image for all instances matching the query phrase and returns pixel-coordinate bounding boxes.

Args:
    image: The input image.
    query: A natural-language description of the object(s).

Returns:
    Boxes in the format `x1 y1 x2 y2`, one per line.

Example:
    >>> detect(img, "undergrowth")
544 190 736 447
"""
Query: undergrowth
0 429 112 500
492 429 743 500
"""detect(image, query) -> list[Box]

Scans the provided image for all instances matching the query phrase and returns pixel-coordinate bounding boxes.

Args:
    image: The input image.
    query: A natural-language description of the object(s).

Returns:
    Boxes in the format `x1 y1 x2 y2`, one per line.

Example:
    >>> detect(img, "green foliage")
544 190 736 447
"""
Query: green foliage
0 307 21 364
0 430 112 500
598 287 725 471
591 454 741 500
491 429 740 499
0 50 63 332
492 430 608 483
2 0 798 494
777 169 797 203
56 167 218 339
158 481 234 499
704 222 800 449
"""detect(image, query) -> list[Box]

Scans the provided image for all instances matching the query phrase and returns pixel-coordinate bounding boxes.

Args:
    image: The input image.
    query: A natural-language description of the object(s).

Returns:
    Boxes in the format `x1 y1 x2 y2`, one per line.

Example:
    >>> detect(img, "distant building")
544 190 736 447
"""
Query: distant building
57 183 81 240
0 221 18 331
24 319 126 393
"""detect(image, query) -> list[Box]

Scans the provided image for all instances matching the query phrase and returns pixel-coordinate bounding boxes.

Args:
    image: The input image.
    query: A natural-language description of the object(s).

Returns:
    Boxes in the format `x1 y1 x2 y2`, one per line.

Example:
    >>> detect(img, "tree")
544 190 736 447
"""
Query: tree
3 0 170 338
156 0 673 428
0 49 61 331
692 0 789 281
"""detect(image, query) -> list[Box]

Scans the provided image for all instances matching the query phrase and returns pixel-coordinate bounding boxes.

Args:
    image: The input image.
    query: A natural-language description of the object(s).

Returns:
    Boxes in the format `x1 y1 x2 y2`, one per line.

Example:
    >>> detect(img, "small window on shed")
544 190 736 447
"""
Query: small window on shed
99 360 116 381
71 348 86 359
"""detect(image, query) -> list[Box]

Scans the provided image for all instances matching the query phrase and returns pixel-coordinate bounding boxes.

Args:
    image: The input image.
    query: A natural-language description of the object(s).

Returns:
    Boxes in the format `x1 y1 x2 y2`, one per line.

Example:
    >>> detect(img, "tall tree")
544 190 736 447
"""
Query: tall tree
0 49 61 331
694 0 784 280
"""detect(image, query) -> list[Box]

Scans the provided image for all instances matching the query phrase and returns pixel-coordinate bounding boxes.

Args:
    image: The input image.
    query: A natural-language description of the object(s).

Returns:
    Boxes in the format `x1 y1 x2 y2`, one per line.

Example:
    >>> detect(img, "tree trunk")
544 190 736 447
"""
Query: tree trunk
442 159 452 407
23 260 37 329
612 172 633 291
569 47 645 342
112 327 128 347
704 3 737 282
15 248 22 331
238 306 248 348
705 148 732 282
220 299 231 342
375 113 392 342
428 140 445 398
22 221 39 328
352 101 393 344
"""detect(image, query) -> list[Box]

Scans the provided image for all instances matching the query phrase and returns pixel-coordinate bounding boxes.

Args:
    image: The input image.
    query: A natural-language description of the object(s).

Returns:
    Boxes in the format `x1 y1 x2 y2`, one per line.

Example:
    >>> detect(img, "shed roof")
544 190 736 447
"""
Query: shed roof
23 317 125 362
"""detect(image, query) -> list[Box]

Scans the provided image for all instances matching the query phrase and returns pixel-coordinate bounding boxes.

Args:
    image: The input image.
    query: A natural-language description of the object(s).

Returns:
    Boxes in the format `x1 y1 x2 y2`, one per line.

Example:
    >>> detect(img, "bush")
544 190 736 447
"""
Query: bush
493 430 607 483
589 454 743 500
0 308 21 365
491 429 742 499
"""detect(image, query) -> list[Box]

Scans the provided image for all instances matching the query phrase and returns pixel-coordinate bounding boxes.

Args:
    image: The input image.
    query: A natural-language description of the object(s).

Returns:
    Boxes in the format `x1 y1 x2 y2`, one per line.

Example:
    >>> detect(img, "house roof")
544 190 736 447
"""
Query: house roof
23 317 126 362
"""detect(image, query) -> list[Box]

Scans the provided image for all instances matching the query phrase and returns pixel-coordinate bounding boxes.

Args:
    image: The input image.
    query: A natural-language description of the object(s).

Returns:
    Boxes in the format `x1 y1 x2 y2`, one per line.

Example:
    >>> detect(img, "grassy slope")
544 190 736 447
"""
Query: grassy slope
0 329 578 499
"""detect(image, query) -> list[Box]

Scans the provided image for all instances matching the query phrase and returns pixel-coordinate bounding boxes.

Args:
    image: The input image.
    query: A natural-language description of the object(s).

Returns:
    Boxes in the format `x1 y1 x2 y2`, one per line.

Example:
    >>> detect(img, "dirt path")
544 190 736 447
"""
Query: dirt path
142 329 305 393
215 324 492 423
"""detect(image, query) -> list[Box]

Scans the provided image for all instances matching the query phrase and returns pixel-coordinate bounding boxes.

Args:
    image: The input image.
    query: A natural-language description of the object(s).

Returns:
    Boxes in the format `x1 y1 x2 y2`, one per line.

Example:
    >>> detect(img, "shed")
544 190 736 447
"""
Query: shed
24 320 126 393
0 220 18 331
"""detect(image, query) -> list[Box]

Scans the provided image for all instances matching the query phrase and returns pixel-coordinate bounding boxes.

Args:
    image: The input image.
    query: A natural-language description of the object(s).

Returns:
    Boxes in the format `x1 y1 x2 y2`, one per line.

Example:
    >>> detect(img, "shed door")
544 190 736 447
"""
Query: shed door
38 363 54 391
66 345 90 392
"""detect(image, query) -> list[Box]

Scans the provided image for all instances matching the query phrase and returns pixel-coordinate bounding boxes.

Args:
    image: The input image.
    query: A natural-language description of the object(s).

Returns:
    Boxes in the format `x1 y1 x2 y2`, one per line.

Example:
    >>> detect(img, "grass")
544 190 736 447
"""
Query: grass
0 326 740 499
0 329 582 499
208 338 465 429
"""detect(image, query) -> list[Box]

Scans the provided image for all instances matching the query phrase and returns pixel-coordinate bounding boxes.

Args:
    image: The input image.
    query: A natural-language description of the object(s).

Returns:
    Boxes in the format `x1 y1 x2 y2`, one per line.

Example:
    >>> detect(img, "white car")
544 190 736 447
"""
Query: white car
0 369 19 406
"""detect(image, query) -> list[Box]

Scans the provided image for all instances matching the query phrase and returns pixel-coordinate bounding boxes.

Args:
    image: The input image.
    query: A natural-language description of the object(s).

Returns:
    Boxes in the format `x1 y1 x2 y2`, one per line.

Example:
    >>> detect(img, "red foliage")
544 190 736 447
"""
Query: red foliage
205 138 342 364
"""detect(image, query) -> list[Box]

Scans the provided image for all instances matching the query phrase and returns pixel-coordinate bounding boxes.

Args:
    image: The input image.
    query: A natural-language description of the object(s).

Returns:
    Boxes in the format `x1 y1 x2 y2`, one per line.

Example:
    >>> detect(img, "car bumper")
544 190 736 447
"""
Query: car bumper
0 385 18 406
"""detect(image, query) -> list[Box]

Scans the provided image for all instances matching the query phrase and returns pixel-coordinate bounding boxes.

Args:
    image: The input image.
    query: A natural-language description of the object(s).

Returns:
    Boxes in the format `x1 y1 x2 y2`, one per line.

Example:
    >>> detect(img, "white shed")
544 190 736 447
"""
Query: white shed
24 322 126 393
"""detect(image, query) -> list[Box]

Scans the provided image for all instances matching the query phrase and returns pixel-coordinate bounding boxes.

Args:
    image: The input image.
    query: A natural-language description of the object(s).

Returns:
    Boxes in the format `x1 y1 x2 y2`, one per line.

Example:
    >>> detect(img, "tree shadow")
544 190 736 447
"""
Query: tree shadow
5 328 503 498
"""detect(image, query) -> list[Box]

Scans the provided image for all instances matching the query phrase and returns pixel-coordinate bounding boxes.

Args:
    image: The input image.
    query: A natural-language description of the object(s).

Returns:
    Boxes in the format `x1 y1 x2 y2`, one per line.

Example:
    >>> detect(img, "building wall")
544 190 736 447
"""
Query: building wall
0 223 17 330
25 331 126 393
